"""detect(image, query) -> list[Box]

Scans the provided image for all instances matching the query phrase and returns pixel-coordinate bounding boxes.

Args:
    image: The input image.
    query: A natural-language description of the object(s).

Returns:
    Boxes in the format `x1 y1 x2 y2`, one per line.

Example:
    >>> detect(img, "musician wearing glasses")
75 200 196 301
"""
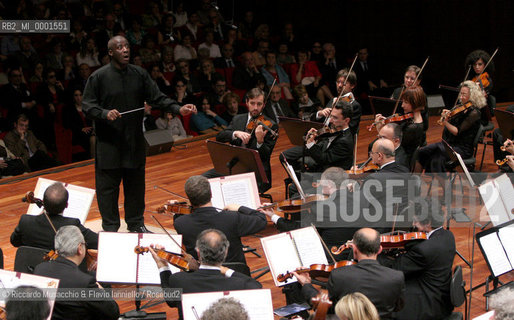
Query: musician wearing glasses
82 36 197 233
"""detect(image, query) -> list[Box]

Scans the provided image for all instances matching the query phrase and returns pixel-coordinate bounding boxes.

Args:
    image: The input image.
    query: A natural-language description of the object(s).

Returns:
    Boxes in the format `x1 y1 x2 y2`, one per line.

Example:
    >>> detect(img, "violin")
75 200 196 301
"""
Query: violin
246 115 279 139
156 201 192 215
496 158 509 166
259 194 328 213
331 232 427 255
367 113 414 131
472 72 491 90
44 249 99 272
276 260 356 283
22 191 43 207
346 157 379 176
437 101 473 125
134 245 194 272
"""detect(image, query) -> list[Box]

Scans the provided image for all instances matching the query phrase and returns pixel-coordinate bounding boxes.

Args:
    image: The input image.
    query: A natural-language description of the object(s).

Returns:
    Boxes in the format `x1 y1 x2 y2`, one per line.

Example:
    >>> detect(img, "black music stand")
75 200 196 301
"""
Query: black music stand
206 140 269 186
278 117 324 146
495 109 514 140
439 84 459 109
368 96 398 116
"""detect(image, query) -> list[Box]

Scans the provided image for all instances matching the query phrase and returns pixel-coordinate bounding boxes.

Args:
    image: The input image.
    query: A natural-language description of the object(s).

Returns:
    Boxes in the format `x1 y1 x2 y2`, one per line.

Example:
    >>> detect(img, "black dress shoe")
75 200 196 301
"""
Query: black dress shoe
129 225 153 233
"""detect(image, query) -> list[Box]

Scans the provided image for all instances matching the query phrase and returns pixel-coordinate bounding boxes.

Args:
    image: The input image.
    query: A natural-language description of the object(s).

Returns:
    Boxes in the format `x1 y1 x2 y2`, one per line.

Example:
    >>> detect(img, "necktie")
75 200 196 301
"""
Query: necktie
227 59 234 67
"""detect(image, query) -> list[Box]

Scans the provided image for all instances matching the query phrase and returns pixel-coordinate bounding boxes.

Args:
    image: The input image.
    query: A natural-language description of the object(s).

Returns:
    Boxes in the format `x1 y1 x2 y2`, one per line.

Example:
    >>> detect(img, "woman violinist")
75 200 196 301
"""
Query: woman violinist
416 80 486 173
465 49 495 125
375 86 426 165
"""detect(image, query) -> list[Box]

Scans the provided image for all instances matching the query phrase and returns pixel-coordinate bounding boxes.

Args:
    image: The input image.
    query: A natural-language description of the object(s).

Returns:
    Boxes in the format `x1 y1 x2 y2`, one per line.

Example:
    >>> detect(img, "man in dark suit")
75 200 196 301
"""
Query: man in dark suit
293 228 405 320
0 68 37 124
318 43 343 95
82 36 197 233
232 52 266 91
171 175 268 270
379 199 456 320
368 123 409 169
214 43 237 69
313 69 362 136
34 226 119 320
280 101 354 173
150 229 262 319
11 182 98 250
358 138 411 232
203 88 278 192
263 85 297 123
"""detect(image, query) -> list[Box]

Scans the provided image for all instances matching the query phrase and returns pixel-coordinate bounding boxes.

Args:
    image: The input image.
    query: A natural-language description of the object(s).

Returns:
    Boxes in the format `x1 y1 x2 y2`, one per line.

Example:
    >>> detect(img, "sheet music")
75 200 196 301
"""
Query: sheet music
498 225 514 267
96 232 182 284
27 178 95 224
0 269 59 320
291 227 329 267
261 233 303 286
479 232 512 277
210 180 224 209
284 161 306 199
479 181 511 226
209 173 260 209
220 179 253 208
494 174 514 221
182 289 273 320
472 311 495 320
455 153 475 187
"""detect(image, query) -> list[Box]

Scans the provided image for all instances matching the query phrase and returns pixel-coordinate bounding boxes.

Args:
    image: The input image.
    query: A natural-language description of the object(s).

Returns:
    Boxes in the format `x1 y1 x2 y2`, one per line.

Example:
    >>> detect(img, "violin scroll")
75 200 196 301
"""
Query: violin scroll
22 191 43 208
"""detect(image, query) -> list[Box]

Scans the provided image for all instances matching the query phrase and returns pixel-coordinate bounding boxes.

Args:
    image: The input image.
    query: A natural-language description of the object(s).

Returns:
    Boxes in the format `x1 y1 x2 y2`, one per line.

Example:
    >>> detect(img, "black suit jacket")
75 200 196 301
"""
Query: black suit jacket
174 206 267 265
395 145 409 169
0 83 36 121
34 257 119 320
263 100 297 123
379 228 456 320
231 66 265 91
319 99 362 136
160 268 262 319
216 113 278 187
302 259 405 320
306 127 354 171
10 214 98 250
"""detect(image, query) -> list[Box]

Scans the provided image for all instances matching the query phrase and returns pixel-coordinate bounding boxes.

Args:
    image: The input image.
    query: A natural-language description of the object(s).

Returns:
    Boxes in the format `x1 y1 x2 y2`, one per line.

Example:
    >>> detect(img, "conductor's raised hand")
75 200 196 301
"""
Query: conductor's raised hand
106 109 121 121
180 104 197 116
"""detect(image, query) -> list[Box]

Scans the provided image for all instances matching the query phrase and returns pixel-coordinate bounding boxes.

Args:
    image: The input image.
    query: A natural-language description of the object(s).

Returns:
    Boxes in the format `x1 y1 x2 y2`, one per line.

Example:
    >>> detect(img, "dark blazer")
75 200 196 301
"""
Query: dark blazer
216 113 278 188
34 256 119 320
174 206 267 265
214 57 237 69
302 259 405 320
160 268 262 318
263 100 297 123
0 82 36 121
379 228 456 320
10 214 98 250
395 145 409 169
231 66 266 91
319 99 362 136
305 127 354 171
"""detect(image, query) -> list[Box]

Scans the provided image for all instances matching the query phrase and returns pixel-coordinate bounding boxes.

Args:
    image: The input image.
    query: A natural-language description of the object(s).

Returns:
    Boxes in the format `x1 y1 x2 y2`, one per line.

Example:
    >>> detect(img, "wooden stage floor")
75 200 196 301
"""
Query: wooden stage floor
0 113 512 319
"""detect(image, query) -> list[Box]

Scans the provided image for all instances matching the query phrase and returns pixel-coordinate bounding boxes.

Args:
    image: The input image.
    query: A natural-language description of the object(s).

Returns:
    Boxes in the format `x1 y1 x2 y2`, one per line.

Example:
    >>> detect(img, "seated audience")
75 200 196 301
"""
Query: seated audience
155 107 189 140
191 96 228 132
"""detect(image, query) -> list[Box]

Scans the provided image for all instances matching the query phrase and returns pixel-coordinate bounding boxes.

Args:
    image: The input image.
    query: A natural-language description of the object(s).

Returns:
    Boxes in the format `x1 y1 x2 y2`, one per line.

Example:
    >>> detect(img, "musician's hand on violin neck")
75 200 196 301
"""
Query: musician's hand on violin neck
234 130 251 144
292 269 311 285
258 203 275 217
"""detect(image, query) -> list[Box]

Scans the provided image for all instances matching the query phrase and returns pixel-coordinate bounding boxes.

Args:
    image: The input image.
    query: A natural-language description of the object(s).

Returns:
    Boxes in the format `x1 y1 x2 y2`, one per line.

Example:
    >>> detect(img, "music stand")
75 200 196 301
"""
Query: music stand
278 117 324 146
495 109 514 140
439 84 459 109
206 140 268 185
368 96 398 116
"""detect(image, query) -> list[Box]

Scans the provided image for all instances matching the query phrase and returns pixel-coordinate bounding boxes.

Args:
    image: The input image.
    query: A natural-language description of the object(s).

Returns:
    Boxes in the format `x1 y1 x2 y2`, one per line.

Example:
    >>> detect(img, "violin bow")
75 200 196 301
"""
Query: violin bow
151 215 189 257
478 47 499 79
392 56 429 115
310 223 337 264
451 65 473 110
353 133 358 174
324 53 359 127
153 185 189 201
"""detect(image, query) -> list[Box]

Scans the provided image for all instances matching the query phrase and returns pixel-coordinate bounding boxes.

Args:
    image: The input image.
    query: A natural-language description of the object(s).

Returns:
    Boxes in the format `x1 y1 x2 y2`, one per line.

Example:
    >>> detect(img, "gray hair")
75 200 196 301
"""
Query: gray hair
200 297 249 320
185 175 212 207
195 229 229 266
490 288 514 320
320 167 348 190
55 226 84 257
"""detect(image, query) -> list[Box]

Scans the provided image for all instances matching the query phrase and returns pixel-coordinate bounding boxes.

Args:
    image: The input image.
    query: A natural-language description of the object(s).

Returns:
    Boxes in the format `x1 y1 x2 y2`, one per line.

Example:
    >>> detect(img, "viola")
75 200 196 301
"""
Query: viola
156 201 192 215
367 113 414 131
134 245 194 272
44 249 99 272
276 260 356 283
259 194 328 213
246 115 279 139
437 101 473 125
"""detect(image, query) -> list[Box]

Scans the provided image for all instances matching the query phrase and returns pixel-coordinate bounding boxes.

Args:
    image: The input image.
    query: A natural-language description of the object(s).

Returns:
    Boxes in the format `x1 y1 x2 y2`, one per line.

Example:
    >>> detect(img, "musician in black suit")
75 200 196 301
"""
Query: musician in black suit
150 229 262 319
34 226 119 320
203 88 278 192
293 228 405 320
172 175 268 269
368 123 409 170
280 100 354 173
11 182 98 250
358 138 411 232
263 85 297 123
378 199 456 320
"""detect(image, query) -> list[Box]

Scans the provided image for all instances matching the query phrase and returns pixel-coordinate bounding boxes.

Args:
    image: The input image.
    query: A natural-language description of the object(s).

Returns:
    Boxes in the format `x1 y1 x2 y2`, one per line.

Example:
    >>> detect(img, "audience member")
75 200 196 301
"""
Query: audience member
261 51 293 100
191 96 228 132
157 14 181 47
252 39 269 67
174 34 198 62
263 85 296 123
44 39 64 71
199 30 222 59
76 37 100 68
13 36 40 72
62 88 94 160
276 43 296 65
214 43 237 69
160 46 176 72
126 17 146 46
175 59 201 94
0 139 25 177
139 35 161 65
149 65 173 95
220 92 246 123
155 107 189 140
198 59 223 93
232 52 265 91
0 68 37 124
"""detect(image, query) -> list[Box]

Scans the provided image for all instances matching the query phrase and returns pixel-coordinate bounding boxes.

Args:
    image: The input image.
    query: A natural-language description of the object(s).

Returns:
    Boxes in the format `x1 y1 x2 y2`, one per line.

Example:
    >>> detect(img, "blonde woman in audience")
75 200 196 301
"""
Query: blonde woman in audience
335 292 380 320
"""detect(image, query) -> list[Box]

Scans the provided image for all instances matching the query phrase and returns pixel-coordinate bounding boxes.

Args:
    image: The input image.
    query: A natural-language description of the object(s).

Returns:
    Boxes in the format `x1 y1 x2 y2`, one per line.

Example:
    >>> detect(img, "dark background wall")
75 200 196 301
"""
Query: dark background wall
211 0 514 102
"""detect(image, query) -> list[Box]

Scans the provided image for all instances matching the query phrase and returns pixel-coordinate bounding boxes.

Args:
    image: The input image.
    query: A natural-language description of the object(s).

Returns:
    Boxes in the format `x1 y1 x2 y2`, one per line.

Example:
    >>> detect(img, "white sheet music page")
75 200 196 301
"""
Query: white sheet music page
97 232 138 283
26 177 95 224
0 269 59 320
261 233 303 286
208 173 261 209
494 174 514 221
472 311 495 320
181 289 273 320
498 225 514 268
291 226 329 267
220 179 253 208
479 232 512 277
479 180 510 226
136 233 182 284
